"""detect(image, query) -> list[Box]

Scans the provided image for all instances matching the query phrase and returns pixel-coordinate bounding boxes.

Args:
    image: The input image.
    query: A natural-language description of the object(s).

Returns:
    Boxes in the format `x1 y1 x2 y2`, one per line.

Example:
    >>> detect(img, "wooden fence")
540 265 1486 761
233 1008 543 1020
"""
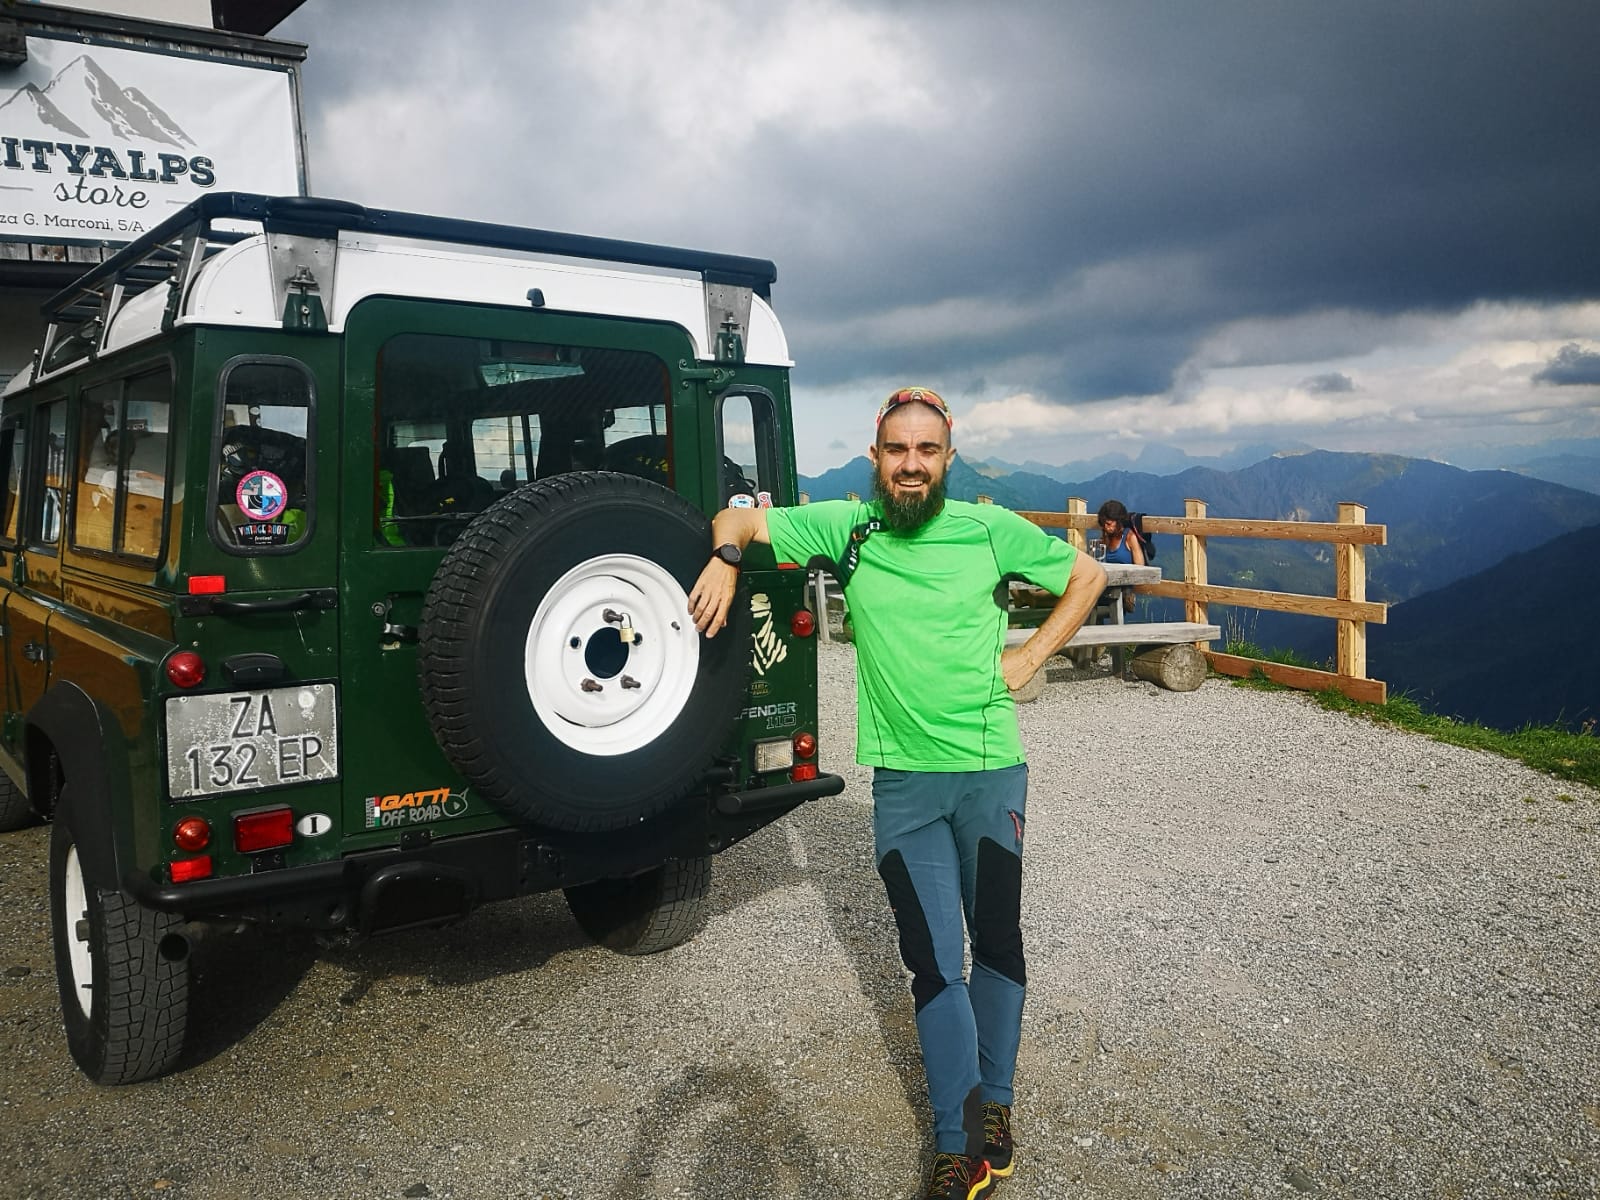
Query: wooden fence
1012 497 1389 704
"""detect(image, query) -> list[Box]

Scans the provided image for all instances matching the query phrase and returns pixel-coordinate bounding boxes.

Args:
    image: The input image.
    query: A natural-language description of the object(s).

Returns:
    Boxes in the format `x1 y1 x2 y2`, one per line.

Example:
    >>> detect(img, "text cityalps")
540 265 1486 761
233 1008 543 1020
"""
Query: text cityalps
1 138 216 187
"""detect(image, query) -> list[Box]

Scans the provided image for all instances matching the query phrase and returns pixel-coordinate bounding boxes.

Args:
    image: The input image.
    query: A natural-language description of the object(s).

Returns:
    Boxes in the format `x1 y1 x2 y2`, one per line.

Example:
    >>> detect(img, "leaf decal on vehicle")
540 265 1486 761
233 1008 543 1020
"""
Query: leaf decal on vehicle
749 593 788 676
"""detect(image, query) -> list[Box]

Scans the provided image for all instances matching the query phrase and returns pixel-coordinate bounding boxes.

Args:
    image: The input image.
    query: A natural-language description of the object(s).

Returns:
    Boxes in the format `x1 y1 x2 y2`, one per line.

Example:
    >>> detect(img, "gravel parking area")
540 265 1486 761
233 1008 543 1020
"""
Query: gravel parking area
1 644 1597 1199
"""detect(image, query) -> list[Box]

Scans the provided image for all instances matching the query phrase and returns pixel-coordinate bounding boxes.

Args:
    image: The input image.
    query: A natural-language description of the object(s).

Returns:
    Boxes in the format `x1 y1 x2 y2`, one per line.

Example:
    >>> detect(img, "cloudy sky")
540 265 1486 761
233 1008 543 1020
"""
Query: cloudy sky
278 0 1600 474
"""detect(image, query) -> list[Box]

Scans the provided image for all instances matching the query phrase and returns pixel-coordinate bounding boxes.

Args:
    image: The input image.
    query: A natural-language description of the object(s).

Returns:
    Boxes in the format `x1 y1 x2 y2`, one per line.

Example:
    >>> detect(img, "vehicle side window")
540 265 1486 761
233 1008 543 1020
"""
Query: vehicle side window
74 368 173 560
0 419 24 545
213 358 314 553
719 390 781 506
33 400 67 547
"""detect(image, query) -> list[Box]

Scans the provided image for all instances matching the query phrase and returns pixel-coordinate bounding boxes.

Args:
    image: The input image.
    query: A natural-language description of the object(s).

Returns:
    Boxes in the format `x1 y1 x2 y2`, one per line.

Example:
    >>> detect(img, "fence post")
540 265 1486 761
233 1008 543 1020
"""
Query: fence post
1066 496 1087 553
1336 501 1367 683
1184 498 1209 649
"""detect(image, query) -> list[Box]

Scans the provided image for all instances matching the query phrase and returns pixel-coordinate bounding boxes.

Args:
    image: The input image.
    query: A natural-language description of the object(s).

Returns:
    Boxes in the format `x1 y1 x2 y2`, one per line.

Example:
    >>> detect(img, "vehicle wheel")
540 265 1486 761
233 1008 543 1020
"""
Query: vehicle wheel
49 797 189 1084
0 772 31 831
418 472 751 832
564 856 711 955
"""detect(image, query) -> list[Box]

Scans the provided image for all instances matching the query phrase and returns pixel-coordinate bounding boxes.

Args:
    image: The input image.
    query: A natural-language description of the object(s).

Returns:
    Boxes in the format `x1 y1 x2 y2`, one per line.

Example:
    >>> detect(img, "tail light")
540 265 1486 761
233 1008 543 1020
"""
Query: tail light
790 763 819 783
790 609 816 637
792 731 817 759
165 651 206 688
170 855 213 883
234 806 294 853
173 816 211 851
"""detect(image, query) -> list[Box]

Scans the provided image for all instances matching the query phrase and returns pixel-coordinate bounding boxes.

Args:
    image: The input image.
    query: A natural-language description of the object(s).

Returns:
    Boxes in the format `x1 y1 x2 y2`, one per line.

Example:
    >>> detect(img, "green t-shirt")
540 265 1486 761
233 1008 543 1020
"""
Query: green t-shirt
767 499 1077 771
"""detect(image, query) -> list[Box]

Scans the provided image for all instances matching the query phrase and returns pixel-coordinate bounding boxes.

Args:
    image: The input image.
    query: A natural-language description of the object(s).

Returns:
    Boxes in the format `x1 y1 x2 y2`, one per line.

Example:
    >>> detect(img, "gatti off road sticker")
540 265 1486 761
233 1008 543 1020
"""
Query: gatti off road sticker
365 787 470 829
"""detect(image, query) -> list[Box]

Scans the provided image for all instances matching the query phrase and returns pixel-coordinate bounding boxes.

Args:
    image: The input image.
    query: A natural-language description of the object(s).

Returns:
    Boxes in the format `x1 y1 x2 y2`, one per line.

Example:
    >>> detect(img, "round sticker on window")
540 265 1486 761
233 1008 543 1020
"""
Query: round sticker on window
728 493 756 509
236 470 289 521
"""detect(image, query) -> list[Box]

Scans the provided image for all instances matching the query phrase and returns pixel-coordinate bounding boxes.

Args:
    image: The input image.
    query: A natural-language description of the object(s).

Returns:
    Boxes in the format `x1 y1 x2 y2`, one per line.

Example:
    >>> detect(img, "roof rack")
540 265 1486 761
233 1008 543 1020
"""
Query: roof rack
35 193 780 377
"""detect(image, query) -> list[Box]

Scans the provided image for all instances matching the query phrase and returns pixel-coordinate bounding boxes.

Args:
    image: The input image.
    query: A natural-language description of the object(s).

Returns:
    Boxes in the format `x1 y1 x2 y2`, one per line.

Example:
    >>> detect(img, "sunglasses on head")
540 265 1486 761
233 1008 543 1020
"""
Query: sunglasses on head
876 387 954 429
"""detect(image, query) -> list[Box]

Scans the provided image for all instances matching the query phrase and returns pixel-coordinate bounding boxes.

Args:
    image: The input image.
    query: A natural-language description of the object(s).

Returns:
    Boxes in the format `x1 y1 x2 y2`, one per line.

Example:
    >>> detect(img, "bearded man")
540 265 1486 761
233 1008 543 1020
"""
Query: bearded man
689 386 1105 1199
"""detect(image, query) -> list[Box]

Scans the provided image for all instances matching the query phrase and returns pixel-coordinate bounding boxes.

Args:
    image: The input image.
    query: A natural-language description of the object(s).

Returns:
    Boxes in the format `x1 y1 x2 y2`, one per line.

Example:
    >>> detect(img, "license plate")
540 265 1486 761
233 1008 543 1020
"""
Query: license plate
165 683 339 799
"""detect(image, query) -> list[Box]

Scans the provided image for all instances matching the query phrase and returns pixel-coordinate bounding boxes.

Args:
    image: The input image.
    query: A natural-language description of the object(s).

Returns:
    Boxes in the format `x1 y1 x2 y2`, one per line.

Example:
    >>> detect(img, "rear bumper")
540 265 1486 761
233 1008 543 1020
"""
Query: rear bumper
123 772 847 933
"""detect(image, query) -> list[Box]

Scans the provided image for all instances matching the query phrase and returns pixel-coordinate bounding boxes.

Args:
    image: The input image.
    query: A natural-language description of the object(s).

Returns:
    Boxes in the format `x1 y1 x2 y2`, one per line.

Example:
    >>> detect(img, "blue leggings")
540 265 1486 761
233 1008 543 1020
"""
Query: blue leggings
872 765 1027 1155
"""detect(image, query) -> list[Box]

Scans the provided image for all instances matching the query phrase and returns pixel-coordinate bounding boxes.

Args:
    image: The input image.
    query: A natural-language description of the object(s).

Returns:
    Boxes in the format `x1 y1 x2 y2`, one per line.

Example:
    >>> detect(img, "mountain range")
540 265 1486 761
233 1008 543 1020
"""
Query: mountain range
962 440 1600 496
799 449 1600 730
1367 523 1600 731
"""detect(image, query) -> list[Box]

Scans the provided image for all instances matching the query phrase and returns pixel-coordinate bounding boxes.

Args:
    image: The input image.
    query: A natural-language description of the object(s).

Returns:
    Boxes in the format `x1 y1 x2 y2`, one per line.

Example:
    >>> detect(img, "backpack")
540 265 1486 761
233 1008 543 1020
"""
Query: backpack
1127 511 1157 561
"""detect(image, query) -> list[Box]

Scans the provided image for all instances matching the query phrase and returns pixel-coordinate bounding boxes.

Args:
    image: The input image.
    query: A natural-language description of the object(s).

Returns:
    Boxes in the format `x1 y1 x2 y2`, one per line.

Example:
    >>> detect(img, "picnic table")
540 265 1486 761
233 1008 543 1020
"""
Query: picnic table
1005 562 1221 691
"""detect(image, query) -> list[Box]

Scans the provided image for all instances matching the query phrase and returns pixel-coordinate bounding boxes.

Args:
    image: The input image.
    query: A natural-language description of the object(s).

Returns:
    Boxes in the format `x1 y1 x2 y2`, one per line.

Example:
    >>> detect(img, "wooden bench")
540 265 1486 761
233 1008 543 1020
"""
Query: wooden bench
1004 621 1222 696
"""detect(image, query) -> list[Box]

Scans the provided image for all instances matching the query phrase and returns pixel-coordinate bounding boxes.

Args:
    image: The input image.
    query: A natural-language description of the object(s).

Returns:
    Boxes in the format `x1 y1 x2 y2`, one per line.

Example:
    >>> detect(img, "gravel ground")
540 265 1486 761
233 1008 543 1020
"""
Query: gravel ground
1 644 1597 1200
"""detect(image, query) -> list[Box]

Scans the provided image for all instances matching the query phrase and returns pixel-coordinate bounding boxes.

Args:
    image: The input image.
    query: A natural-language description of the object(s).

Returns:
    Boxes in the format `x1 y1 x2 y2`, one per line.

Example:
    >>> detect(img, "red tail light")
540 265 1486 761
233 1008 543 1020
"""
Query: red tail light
792 731 817 759
790 609 816 637
790 763 819 783
234 806 293 853
165 651 206 688
170 855 213 883
187 575 226 595
173 816 211 851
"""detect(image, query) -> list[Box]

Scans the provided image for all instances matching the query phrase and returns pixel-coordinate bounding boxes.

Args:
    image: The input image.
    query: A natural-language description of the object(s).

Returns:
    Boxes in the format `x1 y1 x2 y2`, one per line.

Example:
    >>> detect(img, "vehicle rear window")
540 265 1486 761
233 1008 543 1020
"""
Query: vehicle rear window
375 335 670 546
719 389 784 508
212 358 315 554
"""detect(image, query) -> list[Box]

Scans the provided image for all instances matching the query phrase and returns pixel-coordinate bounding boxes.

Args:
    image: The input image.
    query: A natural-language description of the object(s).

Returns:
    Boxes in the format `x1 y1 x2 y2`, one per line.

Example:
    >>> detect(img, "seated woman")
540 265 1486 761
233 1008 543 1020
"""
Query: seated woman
1095 498 1145 613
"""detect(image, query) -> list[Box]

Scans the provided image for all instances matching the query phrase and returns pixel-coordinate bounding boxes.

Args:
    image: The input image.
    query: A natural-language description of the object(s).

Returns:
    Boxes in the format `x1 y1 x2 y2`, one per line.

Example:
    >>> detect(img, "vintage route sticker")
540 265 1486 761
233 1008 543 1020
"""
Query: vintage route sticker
236 469 289 521
728 493 756 509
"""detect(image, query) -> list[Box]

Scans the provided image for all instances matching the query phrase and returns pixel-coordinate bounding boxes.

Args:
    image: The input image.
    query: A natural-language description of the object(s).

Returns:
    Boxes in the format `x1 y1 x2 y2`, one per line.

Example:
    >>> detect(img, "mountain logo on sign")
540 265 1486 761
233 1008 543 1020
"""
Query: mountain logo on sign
0 54 194 147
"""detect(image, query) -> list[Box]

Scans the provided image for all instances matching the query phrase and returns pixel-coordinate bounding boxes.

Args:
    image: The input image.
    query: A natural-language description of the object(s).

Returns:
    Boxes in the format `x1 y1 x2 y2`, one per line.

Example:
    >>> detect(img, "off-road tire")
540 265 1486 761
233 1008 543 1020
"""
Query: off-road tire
49 796 189 1084
0 772 31 831
417 472 751 832
563 855 711 955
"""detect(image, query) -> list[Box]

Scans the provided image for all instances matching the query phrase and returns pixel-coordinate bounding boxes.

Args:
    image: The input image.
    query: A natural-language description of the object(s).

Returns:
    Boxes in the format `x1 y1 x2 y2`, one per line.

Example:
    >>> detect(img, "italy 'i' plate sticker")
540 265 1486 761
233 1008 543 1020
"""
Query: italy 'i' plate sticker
236 470 289 521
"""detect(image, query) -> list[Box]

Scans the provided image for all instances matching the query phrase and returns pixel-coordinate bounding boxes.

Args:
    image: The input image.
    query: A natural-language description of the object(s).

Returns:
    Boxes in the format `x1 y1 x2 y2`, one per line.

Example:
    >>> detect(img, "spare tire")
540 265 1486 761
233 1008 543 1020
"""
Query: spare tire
417 472 750 832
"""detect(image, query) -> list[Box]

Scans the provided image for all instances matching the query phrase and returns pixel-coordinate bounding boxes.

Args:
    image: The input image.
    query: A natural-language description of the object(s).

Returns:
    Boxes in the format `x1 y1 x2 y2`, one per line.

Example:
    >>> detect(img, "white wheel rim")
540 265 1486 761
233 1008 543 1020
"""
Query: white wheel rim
524 553 700 756
63 844 93 1018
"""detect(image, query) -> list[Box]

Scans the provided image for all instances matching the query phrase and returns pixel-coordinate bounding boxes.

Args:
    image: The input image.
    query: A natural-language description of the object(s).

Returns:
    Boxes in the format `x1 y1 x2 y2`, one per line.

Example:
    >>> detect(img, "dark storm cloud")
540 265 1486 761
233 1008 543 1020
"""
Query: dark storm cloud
279 1 1600 405
1533 343 1600 386
1302 373 1357 394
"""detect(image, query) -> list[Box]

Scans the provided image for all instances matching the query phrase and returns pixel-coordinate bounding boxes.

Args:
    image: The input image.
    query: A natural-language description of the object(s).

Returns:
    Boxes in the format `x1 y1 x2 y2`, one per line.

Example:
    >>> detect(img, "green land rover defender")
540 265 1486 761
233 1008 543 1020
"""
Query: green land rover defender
0 193 842 1085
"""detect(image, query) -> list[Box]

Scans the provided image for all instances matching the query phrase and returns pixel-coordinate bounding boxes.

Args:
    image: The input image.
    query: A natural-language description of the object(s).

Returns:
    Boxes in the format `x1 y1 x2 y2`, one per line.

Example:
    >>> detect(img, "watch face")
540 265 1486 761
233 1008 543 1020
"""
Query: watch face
717 544 742 566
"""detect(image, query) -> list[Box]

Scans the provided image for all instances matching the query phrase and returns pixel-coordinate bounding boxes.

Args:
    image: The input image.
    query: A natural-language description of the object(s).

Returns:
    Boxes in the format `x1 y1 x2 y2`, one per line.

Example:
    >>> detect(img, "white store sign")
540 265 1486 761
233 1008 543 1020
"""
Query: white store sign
0 35 302 243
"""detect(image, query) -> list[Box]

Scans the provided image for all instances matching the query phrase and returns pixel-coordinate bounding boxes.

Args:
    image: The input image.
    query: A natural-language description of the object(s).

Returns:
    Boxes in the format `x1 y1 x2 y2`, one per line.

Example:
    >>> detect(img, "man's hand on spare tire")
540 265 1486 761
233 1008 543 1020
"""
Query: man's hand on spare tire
689 558 739 637
689 508 772 637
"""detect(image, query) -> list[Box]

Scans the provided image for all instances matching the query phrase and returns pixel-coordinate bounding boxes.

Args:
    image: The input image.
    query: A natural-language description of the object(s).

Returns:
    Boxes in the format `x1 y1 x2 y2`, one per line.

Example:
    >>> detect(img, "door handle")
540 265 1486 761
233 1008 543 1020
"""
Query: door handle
22 641 47 663
179 588 338 617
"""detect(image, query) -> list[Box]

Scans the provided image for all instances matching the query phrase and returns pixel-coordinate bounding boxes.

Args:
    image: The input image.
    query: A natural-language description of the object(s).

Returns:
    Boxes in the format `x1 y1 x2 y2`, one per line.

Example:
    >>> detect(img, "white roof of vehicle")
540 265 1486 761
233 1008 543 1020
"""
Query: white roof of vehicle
6 195 791 396
96 232 790 366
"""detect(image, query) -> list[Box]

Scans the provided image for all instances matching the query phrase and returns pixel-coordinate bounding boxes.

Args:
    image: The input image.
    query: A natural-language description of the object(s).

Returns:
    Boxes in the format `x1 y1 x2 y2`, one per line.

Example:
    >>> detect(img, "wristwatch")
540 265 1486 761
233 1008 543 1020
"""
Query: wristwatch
713 543 742 568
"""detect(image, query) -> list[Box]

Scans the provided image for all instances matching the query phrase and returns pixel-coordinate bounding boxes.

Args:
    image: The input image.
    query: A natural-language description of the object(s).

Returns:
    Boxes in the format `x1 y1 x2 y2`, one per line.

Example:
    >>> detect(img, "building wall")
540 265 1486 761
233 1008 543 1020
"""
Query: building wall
0 292 48 392
23 1 215 27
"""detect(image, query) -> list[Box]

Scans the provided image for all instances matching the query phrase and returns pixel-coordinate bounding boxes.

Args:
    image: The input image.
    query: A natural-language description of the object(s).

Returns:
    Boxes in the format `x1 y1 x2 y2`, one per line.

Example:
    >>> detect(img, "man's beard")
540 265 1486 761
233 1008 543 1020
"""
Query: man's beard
872 470 948 532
